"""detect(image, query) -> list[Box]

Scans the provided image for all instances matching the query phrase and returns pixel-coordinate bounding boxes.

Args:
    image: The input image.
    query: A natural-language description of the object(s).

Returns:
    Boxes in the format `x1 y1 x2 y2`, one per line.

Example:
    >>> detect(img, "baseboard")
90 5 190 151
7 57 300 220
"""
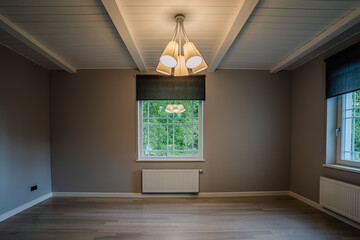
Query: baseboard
289 191 360 230
289 191 322 210
0 192 52 222
53 191 289 198
53 192 143 197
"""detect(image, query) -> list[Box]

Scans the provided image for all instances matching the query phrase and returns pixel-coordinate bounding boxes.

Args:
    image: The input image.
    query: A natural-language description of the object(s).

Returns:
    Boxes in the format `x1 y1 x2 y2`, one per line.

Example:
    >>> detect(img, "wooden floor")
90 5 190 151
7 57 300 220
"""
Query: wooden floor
0 196 359 240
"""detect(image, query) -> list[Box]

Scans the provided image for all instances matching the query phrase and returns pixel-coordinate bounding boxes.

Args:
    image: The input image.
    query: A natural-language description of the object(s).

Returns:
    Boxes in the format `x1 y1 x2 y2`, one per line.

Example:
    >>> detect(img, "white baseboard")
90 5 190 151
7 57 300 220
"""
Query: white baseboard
289 191 360 230
53 191 289 198
289 191 322 210
0 193 52 222
53 192 143 197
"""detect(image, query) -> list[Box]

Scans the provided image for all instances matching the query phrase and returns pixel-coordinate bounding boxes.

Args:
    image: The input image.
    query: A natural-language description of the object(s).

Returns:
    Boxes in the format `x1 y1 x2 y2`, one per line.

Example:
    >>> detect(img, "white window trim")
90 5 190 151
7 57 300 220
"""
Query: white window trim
136 101 204 162
335 94 360 169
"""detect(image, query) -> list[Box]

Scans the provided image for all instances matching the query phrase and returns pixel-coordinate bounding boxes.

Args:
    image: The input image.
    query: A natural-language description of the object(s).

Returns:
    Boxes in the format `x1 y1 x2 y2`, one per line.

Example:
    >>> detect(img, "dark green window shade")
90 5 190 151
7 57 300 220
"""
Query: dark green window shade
325 42 360 99
136 75 205 101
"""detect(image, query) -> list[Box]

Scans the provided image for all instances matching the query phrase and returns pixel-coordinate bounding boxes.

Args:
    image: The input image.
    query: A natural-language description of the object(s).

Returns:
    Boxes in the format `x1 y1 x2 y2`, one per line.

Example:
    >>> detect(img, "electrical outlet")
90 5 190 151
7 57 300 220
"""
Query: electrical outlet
31 185 37 191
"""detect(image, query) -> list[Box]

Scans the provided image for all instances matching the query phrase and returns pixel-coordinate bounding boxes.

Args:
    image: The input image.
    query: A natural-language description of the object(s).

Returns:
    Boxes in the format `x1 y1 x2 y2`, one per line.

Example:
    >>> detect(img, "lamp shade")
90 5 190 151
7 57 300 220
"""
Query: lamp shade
184 42 203 68
174 56 189 76
160 41 179 68
192 59 208 74
156 62 172 75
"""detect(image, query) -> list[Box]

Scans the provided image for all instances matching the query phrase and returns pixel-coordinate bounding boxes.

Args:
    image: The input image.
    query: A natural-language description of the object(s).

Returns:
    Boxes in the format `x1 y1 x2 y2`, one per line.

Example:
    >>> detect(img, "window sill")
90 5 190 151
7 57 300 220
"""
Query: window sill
136 159 205 162
323 164 360 174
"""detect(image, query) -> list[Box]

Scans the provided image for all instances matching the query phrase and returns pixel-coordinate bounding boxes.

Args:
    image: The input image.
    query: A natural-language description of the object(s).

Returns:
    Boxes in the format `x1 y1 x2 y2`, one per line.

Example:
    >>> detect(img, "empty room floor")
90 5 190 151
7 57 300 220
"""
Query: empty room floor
0 196 359 240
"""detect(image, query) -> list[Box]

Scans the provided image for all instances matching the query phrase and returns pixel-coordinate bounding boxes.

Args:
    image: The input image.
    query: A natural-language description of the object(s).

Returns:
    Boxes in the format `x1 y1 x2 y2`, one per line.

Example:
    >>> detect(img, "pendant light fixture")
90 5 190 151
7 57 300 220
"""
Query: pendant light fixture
157 14 207 76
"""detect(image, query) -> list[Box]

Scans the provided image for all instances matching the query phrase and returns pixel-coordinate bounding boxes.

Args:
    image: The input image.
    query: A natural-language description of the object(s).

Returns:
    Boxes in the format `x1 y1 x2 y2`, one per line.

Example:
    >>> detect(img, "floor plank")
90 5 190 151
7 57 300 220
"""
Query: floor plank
0 196 359 240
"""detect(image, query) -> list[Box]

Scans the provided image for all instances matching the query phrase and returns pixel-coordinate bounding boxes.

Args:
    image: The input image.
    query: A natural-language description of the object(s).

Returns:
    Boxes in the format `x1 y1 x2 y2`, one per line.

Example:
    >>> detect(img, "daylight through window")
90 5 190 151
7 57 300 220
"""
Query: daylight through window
138 100 203 160
339 90 360 165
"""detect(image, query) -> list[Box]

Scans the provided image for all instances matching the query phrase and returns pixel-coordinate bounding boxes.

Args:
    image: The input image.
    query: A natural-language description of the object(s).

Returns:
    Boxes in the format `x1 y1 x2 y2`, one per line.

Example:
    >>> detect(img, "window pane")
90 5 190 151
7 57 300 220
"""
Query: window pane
149 101 167 118
147 151 168 157
344 118 353 152
174 118 193 124
140 100 200 158
142 101 148 117
194 101 199 118
142 124 149 156
148 125 167 151
355 117 360 153
341 90 360 162
148 118 167 124
174 124 193 151
193 125 199 151
355 109 360 117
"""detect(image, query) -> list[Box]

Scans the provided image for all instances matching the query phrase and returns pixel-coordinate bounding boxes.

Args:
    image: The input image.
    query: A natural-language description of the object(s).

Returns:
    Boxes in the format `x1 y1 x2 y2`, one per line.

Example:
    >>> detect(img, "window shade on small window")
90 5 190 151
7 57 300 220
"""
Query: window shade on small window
136 75 205 101
325 42 360 99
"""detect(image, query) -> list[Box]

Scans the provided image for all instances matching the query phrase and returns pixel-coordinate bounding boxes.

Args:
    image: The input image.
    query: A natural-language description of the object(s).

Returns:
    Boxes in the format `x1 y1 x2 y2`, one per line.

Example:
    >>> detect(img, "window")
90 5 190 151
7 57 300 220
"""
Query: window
138 100 203 161
336 90 360 168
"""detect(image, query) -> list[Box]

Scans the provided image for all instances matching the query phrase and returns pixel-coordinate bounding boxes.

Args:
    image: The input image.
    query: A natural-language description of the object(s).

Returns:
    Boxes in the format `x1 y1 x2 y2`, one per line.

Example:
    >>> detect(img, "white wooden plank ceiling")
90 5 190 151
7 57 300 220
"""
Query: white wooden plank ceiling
120 0 247 69
0 0 136 70
0 0 360 72
219 0 360 70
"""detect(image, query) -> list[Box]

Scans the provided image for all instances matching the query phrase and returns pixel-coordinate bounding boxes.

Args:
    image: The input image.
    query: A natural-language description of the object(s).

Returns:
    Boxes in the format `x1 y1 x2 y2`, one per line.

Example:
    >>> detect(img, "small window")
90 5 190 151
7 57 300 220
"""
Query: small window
336 90 360 168
138 100 203 161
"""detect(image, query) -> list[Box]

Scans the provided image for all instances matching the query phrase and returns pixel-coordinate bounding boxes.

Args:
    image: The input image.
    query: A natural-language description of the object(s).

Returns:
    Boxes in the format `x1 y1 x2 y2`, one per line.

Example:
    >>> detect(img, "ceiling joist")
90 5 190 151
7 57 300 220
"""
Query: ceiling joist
102 0 147 72
0 14 76 73
208 0 259 72
270 5 360 73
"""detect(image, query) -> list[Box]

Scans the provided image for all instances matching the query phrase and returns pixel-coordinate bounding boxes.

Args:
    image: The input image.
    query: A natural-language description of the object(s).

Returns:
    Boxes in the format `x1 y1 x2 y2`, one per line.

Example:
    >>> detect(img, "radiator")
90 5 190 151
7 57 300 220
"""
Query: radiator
142 169 200 193
320 177 360 223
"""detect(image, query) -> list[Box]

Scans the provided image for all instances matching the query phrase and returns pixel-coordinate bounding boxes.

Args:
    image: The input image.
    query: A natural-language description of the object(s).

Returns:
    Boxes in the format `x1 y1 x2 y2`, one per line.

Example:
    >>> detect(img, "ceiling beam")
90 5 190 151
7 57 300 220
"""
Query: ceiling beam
270 6 360 73
102 0 147 72
0 14 76 73
208 0 259 72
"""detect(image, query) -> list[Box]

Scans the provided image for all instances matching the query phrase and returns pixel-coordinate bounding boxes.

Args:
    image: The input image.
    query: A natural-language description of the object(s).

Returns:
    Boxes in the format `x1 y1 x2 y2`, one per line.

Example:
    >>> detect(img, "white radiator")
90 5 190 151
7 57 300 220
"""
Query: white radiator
320 177 360 223
142 169 200 193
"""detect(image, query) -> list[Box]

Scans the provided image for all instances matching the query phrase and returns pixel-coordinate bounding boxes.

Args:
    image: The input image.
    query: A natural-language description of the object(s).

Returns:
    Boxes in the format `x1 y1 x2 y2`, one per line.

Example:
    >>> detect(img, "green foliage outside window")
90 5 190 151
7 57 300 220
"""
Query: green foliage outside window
141 100 200 157
343 90 360 161
354 90 360 160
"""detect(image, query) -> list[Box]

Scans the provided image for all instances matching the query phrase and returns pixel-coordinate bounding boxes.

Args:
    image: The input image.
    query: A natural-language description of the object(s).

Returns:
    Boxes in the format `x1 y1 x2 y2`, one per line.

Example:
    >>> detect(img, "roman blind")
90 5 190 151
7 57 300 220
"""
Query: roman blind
325 42 360 99
136 75 205 101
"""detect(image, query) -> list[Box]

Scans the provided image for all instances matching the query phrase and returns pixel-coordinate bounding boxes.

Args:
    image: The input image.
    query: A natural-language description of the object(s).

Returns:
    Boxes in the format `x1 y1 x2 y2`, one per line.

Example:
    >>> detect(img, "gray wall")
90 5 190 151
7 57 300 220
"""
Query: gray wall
0 44 52 215
50 69 292 193
290 55 360 203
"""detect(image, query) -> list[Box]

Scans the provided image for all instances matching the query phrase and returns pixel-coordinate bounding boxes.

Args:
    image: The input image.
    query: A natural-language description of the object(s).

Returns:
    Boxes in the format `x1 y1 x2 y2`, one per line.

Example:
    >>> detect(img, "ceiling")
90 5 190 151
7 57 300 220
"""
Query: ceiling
0 0 359 73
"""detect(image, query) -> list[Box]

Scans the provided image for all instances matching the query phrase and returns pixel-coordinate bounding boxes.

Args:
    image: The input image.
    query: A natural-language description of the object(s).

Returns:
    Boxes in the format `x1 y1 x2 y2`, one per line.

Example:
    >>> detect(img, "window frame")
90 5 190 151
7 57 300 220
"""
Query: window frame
137 100 204 162
336 93 360 168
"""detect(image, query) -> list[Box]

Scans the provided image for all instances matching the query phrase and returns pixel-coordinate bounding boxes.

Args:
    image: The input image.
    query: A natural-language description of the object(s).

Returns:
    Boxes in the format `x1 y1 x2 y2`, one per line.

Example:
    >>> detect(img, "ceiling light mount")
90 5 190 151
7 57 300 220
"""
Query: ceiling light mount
157 14 207 76
175 14 185 22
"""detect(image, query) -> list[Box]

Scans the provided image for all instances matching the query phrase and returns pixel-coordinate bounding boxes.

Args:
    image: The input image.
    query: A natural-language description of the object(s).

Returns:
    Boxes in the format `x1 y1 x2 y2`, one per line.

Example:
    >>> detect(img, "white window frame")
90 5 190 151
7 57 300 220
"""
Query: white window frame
137 100 204 162
336 93 360 168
